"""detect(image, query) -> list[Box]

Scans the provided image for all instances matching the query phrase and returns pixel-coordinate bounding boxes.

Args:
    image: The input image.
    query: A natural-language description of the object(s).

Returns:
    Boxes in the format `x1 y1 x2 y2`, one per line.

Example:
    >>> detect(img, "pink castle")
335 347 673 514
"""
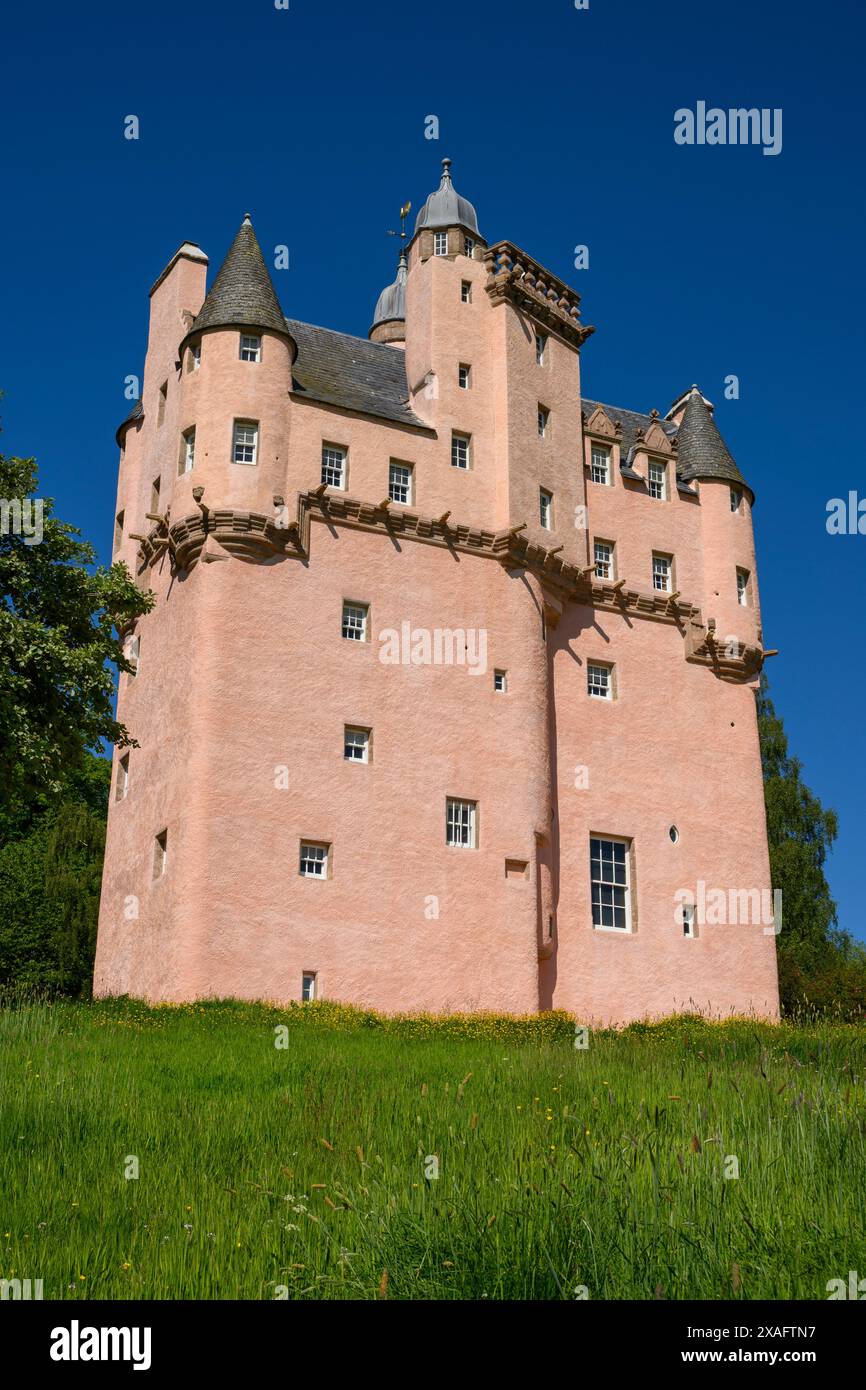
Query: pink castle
94 160 780 1024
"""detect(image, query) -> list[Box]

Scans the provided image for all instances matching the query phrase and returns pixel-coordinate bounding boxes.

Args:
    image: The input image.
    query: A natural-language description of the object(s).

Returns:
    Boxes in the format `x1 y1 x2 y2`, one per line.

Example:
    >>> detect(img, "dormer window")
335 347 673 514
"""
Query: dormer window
434 231 448 257
464 235 475 257
590 445 611 486
240 334 261 362
648 461 667 501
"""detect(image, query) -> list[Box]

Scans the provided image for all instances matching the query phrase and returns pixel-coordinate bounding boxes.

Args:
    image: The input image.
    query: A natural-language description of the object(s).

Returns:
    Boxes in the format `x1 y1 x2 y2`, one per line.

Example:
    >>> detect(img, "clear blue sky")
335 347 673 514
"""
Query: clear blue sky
1 0 863 938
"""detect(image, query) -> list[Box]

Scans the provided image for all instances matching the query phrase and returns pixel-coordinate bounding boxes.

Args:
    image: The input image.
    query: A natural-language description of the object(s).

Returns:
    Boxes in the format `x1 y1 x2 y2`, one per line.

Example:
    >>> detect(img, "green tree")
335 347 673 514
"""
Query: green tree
0 755 109 995
757 674 865 1017
0 441 149 995
0 450 151 812
757 674 839 962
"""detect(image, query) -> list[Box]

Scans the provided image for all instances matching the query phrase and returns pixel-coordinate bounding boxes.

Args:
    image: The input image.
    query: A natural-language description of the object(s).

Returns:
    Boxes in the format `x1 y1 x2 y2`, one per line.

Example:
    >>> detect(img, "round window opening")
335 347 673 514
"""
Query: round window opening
669 825 679 844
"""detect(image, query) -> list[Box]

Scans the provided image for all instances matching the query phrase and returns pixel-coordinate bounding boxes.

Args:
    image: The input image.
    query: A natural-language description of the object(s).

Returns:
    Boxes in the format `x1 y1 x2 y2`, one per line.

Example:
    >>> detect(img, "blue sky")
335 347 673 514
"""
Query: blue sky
1 0 863 938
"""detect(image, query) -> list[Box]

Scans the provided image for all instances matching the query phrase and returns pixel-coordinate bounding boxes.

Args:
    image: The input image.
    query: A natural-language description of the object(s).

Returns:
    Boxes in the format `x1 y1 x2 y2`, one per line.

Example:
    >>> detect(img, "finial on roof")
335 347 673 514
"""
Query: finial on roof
414 157 482 237
243 212 252 224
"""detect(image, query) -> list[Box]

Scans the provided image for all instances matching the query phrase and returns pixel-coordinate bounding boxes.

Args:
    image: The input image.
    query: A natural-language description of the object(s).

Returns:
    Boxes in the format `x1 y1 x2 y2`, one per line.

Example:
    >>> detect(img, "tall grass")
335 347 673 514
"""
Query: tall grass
1 998 864 1300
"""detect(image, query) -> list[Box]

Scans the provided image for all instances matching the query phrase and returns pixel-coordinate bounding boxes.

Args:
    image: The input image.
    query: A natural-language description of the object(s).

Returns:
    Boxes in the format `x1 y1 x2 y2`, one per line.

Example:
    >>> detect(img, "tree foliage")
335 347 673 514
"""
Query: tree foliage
0 444 148 995
757 675 864 1018
0 451 151 808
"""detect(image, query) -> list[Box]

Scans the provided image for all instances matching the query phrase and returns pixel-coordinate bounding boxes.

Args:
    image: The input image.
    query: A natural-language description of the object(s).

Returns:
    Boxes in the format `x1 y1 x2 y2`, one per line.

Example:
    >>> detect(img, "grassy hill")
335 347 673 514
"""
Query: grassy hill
1 998 864 1300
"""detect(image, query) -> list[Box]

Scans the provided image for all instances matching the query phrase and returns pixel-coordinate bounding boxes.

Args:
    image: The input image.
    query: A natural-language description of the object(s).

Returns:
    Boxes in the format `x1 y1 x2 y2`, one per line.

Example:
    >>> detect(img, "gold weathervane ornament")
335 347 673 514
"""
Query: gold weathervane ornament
387 201 412 244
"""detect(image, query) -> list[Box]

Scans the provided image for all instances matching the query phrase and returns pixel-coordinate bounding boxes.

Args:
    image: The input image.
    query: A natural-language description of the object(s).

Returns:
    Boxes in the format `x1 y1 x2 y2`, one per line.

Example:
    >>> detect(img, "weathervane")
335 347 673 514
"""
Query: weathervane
387 201 412 245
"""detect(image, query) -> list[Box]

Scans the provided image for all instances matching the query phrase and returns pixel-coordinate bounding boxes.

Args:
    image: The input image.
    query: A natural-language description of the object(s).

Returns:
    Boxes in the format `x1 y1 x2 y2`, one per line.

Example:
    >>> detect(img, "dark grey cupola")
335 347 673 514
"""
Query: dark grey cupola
369 249 408 341
414 158 483 240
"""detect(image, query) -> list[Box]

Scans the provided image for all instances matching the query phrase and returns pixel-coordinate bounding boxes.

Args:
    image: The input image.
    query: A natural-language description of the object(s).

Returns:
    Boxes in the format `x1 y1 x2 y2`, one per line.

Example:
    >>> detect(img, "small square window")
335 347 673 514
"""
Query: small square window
494 670 507 693
464 235 475 257
233 420 258 465
451 432 471 470
446 797 477 848
114 510 125 551
300 841 330 878
587 662 613 700
322 444 347 490
344 726 370 762
594 539 614 580
434 231 448 256
180 427 195 475
535 333 547 366
648 461 667 501
460 280 472 303
458 363 471 389
389 461 413 505
302 972 318 1001
590 445 610 485
539 488 553 530
736 568 750 606
730 488 742 513
538 406 549 438
240 334 261 362
590 836 632 931
153 829 167 880
652 553 672 593
115 753 129 802
342 601 368 641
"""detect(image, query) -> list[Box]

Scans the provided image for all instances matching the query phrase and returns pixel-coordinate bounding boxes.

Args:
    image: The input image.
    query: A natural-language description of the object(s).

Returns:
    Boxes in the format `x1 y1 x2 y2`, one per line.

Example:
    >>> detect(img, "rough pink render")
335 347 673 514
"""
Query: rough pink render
94 188 780 1025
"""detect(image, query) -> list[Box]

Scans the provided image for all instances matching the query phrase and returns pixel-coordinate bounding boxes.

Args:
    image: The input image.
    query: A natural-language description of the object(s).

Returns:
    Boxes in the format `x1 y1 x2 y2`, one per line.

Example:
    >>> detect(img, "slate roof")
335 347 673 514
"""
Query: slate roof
116 397 143 446
188 216 290 340
583 399 678 459
675 388 750 493
286 319 426 429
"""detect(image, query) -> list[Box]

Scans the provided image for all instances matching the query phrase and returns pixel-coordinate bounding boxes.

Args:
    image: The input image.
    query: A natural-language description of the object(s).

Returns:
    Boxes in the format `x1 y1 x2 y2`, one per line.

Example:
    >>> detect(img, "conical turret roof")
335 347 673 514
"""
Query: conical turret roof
675 386 752 496
189 214 289 338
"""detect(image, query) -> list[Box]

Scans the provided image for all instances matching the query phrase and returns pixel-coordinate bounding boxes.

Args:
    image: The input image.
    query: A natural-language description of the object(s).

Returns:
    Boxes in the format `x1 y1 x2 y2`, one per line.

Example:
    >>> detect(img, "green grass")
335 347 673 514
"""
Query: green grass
1 997 864 1300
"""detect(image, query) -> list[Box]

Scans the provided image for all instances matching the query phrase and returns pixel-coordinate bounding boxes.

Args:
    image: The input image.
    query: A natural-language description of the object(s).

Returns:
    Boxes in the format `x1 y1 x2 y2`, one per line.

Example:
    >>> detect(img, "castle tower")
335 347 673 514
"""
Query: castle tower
95 162 779 1024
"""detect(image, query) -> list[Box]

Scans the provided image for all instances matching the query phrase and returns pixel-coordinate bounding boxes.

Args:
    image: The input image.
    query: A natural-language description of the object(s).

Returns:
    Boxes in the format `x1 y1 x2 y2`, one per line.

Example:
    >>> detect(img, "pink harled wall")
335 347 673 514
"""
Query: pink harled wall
94 225 780 1023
